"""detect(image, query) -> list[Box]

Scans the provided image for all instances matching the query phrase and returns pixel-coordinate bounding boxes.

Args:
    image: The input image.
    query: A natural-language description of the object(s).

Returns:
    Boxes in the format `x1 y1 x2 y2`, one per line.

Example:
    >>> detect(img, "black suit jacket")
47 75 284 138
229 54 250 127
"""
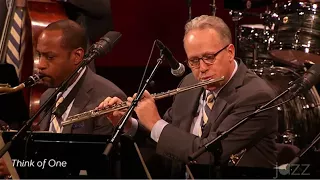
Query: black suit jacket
139 59 278 178
39 68 126 135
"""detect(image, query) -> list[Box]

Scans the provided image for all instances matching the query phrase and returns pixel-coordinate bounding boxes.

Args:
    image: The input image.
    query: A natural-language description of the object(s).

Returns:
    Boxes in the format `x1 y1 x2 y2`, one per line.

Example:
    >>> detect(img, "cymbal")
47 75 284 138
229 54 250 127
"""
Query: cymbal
269 49 320 68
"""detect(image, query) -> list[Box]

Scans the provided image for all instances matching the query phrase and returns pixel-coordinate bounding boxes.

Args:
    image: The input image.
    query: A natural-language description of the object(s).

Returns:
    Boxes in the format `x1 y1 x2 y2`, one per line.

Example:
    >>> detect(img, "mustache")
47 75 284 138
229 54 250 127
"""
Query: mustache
38 72 52 79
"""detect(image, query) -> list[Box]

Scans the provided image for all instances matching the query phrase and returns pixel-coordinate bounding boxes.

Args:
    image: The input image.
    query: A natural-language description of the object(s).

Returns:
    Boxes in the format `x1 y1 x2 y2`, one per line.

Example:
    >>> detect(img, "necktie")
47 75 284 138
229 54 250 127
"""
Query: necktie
51 96 64 133
199 91 215 136
6 7 26 77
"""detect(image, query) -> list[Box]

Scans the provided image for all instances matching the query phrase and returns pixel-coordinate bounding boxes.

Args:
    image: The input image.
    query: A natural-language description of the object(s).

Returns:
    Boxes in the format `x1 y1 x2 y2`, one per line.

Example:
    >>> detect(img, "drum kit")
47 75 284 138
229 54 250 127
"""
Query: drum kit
231 0 320 148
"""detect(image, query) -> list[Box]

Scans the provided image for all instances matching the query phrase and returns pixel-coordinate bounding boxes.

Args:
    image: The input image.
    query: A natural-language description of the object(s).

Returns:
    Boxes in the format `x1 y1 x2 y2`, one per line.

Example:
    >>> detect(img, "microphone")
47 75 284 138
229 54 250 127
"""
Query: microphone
24 74 43 88
0 74 43 94
289 64 320 96
84 31 122 63
156 40 185 77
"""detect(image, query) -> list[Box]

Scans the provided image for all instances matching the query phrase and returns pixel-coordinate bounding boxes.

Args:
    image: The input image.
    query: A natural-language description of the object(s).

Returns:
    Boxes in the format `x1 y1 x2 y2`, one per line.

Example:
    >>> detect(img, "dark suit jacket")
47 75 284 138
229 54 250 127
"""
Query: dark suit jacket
0 64 29 129
64 0 113 43
148 59 278 177
39 68 126 135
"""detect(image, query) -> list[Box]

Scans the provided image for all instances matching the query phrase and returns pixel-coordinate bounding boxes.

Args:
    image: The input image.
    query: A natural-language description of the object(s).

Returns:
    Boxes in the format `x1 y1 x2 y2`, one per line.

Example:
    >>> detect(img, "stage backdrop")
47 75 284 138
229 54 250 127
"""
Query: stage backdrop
96 0 266 67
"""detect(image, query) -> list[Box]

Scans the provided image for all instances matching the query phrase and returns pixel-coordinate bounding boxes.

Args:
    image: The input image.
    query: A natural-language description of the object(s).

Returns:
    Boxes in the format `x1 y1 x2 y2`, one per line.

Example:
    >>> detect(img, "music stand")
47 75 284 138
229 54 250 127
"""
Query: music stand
1 131 118 179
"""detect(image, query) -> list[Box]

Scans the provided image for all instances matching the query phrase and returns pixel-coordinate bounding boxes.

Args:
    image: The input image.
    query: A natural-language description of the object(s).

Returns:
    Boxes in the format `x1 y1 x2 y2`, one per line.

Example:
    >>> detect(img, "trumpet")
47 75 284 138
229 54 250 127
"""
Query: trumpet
0 74 43 94
61 76 225 126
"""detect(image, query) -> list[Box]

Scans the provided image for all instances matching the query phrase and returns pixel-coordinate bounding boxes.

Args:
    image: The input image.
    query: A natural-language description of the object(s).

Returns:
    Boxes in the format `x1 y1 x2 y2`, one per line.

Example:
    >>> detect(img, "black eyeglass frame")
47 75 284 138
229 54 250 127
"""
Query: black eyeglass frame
185 44 230 69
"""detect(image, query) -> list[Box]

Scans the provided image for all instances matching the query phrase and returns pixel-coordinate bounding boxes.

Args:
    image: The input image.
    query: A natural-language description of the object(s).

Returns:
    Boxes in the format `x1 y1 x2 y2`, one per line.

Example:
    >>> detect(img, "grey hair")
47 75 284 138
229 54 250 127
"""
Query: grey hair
184 15 232 44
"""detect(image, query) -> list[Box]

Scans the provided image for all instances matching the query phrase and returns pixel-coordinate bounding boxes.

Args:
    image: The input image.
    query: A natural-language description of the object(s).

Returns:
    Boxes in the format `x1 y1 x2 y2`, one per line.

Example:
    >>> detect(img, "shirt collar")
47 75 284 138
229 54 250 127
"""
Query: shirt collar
205 59 238 98
56 66 87 99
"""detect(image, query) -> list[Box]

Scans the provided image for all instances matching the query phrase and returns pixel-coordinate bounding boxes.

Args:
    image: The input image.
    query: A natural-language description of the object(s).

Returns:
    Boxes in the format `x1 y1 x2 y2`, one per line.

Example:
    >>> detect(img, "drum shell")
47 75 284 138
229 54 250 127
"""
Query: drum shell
252 66 320 148
270 1 320 68
238 24 275 69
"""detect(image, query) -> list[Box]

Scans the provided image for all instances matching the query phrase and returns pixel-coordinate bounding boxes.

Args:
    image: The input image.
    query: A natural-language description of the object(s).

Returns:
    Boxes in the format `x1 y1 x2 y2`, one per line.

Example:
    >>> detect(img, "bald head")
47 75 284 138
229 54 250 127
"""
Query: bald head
42 19 88 52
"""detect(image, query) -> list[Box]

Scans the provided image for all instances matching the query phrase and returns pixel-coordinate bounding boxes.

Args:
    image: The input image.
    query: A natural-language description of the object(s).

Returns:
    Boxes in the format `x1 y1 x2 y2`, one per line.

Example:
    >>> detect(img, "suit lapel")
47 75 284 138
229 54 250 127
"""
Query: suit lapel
39 89 55 131
208 97 227 124
62 91 90 133
179 87 204 132
68 88 91 117
62 69 93 133
208 59 247 124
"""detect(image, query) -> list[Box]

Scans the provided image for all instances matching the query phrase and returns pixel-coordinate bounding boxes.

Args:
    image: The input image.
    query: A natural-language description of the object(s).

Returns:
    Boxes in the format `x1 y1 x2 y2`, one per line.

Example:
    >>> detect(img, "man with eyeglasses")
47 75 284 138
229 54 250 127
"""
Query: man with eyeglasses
98 15 278 178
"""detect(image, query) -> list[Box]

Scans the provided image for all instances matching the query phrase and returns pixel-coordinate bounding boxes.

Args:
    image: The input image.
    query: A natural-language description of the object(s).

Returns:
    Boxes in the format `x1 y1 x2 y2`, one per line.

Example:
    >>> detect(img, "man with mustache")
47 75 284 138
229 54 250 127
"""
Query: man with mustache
98 15 278 178
36 19 126 134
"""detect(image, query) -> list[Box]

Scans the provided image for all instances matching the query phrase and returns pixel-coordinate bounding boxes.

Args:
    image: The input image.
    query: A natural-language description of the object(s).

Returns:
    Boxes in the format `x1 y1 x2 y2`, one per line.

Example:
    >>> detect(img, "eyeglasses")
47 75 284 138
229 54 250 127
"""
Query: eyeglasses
186 44 229 69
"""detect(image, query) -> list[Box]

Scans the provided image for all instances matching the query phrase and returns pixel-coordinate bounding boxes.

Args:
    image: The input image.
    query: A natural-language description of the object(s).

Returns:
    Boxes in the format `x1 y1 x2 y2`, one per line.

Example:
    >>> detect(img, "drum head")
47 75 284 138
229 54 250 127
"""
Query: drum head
252 66 320 148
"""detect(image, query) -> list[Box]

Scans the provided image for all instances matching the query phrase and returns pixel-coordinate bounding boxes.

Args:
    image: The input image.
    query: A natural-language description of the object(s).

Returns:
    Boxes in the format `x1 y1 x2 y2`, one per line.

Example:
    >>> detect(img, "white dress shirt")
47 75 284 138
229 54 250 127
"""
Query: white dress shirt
49 67 87 132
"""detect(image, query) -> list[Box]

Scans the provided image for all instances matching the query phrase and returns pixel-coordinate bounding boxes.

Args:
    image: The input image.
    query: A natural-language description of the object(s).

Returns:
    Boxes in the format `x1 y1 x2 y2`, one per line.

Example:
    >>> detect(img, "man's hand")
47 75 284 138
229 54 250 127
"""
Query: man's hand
127 90 161 131
97 96 132 132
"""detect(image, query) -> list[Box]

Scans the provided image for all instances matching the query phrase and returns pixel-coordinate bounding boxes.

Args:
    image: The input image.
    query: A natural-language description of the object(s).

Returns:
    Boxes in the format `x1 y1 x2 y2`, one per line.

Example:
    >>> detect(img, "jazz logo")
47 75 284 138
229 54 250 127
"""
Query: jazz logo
274 164 310 178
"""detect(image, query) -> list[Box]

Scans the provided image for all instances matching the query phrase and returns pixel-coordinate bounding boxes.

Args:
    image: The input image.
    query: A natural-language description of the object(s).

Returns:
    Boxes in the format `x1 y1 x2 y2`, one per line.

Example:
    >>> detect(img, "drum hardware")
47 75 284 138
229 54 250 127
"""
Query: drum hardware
210 0 216 16
251 66 320 148
229 10 244 57
238 23 276 69
253 42 275 69
260 10 279 30
231 1 320 148
186 0 192 21
281 130 299 145
269 0 320 68
230 9 278 66
253 43 259 67
225 0 273 11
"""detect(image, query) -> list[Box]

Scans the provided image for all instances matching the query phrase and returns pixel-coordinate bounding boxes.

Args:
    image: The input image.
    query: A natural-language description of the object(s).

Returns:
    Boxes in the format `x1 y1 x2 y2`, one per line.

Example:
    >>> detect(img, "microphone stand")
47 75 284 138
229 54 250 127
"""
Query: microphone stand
103 52 164 156
210 0 216 16
290 131 320 165
188 82 299 178
0 48 98 158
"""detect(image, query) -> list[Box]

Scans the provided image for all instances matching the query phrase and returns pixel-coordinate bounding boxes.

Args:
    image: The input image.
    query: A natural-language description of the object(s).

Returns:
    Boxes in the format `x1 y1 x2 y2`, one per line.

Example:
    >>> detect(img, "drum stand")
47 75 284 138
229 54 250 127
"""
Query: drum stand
252 43 259 69
210 0 216 16
229 10 243 58
186 0 192 21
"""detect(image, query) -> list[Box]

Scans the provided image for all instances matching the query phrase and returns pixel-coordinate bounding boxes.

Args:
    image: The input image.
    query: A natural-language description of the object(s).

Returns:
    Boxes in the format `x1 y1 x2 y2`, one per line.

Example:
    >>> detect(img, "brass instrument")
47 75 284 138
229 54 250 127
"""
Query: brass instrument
0 74 43 94
62 76 225 126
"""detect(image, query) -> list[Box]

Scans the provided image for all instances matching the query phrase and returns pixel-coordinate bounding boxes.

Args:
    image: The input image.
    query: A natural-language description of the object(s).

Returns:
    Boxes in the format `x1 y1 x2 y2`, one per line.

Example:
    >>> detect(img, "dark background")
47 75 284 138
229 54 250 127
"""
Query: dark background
97 0 267 67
